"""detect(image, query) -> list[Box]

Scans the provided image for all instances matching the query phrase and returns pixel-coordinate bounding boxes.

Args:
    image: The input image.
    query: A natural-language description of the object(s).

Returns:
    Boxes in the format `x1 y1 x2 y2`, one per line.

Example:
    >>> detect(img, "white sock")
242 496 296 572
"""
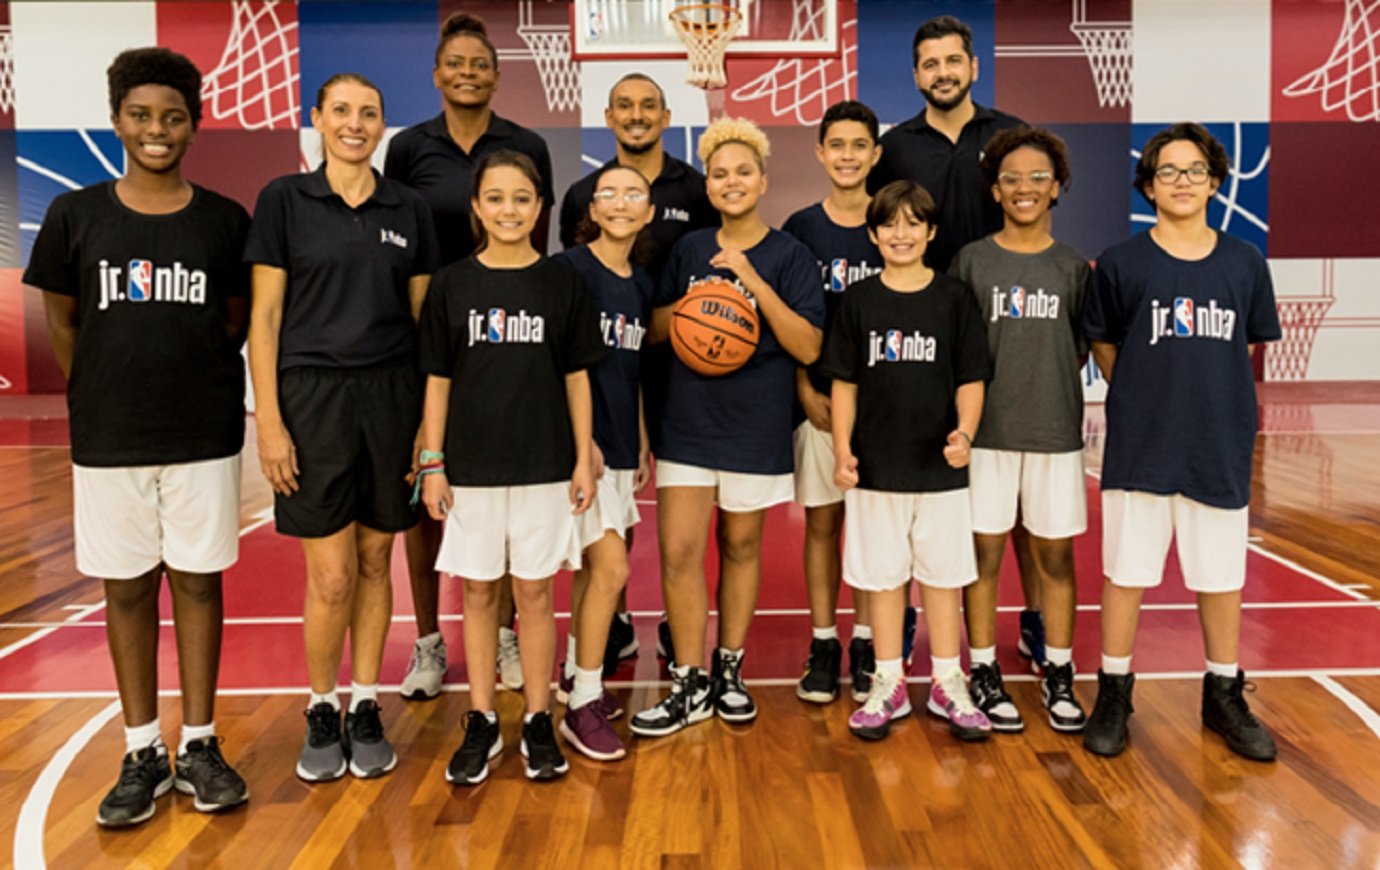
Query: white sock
931 656 960 678
875 657 903 678
970 646 996 667
812 624 838 641
616 611 632 624
564 634 578 679
179 721 215 754
483 710 498 724
1046 646 1073 667
1102 654 1132 675
125 719 164 756
1206 659 1238 679
524 711 545 724
852 624 873 641
718 646 744 662
569 666 603 710
348 683 378 712
309 689 340 711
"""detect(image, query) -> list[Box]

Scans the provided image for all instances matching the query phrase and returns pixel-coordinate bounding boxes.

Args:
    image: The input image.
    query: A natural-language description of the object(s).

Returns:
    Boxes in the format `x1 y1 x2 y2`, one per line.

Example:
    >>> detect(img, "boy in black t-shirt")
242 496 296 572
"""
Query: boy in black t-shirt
23 49 250 827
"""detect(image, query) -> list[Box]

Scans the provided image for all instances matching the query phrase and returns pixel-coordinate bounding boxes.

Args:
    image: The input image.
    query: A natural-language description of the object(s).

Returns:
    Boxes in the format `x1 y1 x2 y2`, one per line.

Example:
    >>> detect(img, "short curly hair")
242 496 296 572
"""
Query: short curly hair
107 48 202 128
697 116 770 169
979 126 1072 194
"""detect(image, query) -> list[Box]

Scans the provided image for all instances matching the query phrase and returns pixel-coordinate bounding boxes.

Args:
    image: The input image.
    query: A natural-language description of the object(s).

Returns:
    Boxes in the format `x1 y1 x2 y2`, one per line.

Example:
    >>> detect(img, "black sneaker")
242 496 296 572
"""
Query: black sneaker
1083 670 1135 757
343 700 397 778
521 712 570 781
901 606 917 668
1018 610 1047 671
447 710 503 786
296 702 346 782
712 649 757 722
173 737 248 812
1203 671 1277 761
848 637 875 702
97 746 173 828
602 612 639 676
656 616 675 665
970 662 1024 732
630 667 713 737
1042 663 1087 733
797 637 842 703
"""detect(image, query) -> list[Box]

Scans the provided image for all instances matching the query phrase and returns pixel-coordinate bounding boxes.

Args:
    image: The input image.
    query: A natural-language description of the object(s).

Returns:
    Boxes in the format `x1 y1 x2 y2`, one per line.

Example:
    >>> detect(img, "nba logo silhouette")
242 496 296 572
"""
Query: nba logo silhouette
1009 286 1025 319
885 330 901 362
488 308 505 343
1174 297 1194 337
613 313 626 348
128 259 152 303
830 259 847 293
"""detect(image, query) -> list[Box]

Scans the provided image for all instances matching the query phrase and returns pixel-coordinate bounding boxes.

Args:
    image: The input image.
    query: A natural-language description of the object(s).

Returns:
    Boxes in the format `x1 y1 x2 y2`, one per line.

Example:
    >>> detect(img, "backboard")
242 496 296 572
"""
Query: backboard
571 0 839 59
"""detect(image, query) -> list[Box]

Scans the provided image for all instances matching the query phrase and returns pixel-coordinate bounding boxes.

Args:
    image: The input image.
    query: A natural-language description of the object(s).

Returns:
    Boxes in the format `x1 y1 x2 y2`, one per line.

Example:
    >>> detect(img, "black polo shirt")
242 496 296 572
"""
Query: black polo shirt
244 165 439 370
384 112 554 266
558 154 716 281
868 103 1025 273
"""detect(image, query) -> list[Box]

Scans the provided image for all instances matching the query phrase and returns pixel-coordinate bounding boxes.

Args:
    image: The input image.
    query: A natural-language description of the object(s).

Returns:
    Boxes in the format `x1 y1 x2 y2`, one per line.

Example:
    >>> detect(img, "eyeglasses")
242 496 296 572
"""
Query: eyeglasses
1154 164 1212 184
996 170 1054 188
592 188 649 205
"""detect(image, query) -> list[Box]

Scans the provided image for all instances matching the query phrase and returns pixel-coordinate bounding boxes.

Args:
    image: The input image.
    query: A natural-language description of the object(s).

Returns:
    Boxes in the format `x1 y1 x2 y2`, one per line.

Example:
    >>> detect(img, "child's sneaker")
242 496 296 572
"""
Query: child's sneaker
970 662 1024 732
1202 670 1277 761
343 699 397 779
173 737 248 812
560 701 627 761
1083 671 1135 757
447 710 502 785
927 667 992 741
296 702 347 783
630 667 713 737
797 637 842 703
1018 610 1047 672
848 637 875 702
96 746 173 827
555 671 625 720
848 670 912 741
498 626 524 691
521 712 570 780
1041 662 1088 733
400 634 447 700
711 649 756 722
603 612 639 676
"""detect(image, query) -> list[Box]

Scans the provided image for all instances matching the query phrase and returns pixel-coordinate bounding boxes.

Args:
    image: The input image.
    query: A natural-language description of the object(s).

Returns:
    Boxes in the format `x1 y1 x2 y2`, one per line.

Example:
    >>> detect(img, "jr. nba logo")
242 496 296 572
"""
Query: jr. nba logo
488 308 505 343
1009 286 1025 319
127 259 152 303
613 313 626 348
1174 297 1195 337
885 330 902 362
830 259 847 293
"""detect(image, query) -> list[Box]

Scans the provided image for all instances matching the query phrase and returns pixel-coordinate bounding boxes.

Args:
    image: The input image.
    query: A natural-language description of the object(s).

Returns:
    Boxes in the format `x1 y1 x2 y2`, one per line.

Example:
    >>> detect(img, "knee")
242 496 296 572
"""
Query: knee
805 507 842 539
589 559 630 596
718 530 762 565
512 581 553 618
659 538 702 578
104 571 161 610
168 573 221 607
464 579 497 610
307 566 356 610
356 546 393 585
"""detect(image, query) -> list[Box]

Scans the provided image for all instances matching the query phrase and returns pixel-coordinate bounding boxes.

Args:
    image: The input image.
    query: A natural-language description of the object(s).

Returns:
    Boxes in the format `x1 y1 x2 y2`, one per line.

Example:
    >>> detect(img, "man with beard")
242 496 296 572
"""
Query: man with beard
868 15 1024 274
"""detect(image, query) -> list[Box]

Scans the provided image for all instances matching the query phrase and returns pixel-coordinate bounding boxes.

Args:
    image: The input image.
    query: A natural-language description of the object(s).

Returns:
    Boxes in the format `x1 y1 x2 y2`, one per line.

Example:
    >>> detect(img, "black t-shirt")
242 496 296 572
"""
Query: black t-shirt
553 246 652 470
23 183 250 467
654 228 825 474
868 104 1025 273
781 202 884 399
244 166 439 370
385 112 554 266
558 155 717 282
418 256 606 486
821 273 990 493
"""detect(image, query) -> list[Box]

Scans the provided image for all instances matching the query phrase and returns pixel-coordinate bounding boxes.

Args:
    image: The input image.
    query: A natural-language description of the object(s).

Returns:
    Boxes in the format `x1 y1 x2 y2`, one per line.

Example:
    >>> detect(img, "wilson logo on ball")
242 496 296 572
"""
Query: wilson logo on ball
670 277 760 377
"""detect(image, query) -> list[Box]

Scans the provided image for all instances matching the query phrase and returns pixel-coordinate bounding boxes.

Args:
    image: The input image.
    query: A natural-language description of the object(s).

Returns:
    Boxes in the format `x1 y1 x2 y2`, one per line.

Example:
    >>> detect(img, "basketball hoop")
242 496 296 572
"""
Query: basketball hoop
670 4 743 90
1268 297 1334 381
1070 21 1132 108
0 25 15 116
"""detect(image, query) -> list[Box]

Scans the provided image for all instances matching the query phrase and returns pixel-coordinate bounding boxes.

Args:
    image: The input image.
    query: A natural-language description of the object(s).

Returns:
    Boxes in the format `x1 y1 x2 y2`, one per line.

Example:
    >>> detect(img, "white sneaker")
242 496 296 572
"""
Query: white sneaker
498 626 524 691
400 634 446 700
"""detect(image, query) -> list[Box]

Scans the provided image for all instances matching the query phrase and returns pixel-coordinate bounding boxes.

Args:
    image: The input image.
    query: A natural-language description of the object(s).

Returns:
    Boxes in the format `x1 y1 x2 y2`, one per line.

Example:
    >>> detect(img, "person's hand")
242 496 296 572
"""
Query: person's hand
257 420 299 496
834 452 859 490
709 248 763 289
943 429 973 469
422 472 452 521
633 449 652 493
591 442 607 480
405 425 425 485
570 460 597 515
802 389 831 432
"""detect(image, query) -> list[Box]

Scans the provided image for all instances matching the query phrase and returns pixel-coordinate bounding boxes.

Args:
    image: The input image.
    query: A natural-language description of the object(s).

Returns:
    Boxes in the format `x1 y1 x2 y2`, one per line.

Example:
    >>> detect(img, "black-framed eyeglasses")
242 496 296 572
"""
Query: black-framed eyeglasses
1154 164 1212 185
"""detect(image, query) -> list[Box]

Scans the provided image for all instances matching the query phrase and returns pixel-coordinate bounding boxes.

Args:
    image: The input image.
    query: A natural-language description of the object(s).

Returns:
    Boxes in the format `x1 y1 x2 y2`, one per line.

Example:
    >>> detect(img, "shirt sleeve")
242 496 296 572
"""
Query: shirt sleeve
952 281 992 385
531 136 557 209
417 270 453 377
654 239 688 307
1082 254 1124 345
382 132 407 182
1245 252 1282 343
819 288 859 383
225 203 254 299
564 272 607 372
1069 257 1092 357
243 180 290 268
411 194 440 275
22 193 75 295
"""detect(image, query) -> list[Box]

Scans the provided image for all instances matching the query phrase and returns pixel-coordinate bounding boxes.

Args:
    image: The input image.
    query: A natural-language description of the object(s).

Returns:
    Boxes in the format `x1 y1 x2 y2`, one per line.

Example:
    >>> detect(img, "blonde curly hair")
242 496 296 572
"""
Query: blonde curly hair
697 116 771 169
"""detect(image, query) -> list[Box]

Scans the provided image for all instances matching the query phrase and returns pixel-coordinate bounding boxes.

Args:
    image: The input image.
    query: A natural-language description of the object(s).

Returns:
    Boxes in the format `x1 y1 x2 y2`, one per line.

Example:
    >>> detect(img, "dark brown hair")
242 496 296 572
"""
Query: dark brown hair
435 12 497 69
1134 122 1229 205
866 180 938 231
912 15 973 68
469 150 543 250
573 165 655 265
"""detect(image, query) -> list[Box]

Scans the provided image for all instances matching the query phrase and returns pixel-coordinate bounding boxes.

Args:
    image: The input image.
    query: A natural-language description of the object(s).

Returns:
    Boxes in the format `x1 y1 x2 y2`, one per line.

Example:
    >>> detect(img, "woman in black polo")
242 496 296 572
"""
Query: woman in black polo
384 11 556 701
245 73 437 783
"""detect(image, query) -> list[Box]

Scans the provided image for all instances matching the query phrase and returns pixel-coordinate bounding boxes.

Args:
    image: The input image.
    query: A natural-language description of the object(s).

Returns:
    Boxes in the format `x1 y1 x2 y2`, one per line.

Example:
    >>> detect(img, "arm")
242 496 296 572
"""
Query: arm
634 387 652 492
649 304 673 344
565 369 596 514
710 248 822 364
419 374 454 521
830 380 859 490
1090 340 1117 384
408 273 431 324
246 264 298 495
39 292 79 379
797 366 831 432
944 380 985 469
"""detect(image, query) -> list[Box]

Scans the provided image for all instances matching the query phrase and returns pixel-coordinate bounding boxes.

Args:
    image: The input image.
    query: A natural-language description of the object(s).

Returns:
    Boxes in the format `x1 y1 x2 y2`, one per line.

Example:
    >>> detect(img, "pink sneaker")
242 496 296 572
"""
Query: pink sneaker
559 702 627 761
848 671 912 741
927 667 992 742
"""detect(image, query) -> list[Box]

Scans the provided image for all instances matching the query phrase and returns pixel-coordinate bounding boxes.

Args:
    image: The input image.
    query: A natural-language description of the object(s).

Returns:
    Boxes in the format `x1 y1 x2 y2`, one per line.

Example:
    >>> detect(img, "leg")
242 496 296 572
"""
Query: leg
657 487 715 668
511 576 556 713
349 526 396 686
716 509 767 651
578 533 631 672
104 568 164 729
869 585 907 664
1099 580 1144 659
301 527 360 695
920 585 964 662
404 517 443 637
1030 536 1077 652
802 503 844 629
166 569 224 727
498 575 516 628
965 533 1007 650
1012 522 1042 610
462 578 500 712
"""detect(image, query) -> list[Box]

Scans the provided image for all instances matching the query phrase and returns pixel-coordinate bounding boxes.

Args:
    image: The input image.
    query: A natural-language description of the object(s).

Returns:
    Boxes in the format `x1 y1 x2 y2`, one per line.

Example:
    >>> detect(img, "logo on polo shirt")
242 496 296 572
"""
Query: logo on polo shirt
97 259 207 311
600 310 645 351
468 307 546 347
988 285 1060 322
380 228 410 249
1148 297 1236 346
662 206 690 223
822 258 881 293
866 329 936 367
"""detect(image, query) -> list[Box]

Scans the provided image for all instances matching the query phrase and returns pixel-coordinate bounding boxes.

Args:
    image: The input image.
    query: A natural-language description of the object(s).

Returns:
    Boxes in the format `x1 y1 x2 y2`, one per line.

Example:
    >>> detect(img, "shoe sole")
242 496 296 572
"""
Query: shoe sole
348 752 398 779
796 685 838 704
716 704 758 723
446 734 503 786
295 757 348 783
1203 722 1277 762
615 640 640 659
173 778 249 812
849 701 912 741
520 739 571 780
987 718 1026 734
558 719 627 762
630 706 713 737
1083 737 1127 757
96 775 173 827
925 700 991 742
400 684 442 701
499 677 525 691
1048 716 1087 734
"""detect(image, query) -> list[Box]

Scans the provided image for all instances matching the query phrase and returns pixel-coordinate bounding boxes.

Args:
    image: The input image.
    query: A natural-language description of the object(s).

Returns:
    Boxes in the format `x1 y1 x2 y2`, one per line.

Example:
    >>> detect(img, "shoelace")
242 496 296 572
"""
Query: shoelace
526 714 557 750
940 670 980 715
116 750 160 790
972 666 1010 703
499 632 520 661
803 641 833 673
861 672 899 715
460 712 493 752
350 702 385 741
185 737 231 771
1225 679 1262 725
1046 665 1076 702
719 655 745 691
305 705 339 746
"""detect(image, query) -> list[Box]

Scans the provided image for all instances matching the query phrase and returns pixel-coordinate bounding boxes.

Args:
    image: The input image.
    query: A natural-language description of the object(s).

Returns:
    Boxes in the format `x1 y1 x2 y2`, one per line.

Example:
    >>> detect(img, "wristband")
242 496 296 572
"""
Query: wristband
419 449 445 464
410 465 447 507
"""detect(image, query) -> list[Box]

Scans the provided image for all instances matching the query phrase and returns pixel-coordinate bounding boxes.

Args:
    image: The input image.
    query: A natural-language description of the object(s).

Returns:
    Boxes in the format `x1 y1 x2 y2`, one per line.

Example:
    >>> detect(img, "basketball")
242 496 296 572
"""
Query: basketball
670 277 760 376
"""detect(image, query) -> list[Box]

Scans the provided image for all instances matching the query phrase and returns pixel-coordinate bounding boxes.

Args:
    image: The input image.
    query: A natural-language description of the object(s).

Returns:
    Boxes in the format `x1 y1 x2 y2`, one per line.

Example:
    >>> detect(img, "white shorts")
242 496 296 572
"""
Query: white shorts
72 456 241 580
656 460 793 513
579 468 641 547
842 488 977 592
436 482 582 581
793 421 844 507
1102 490 1249 593
969 448 1087 538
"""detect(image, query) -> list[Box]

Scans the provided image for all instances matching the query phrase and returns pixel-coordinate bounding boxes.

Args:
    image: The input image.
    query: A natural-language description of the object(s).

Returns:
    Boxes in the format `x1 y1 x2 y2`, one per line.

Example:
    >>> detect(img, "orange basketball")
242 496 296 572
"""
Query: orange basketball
670 277 760 376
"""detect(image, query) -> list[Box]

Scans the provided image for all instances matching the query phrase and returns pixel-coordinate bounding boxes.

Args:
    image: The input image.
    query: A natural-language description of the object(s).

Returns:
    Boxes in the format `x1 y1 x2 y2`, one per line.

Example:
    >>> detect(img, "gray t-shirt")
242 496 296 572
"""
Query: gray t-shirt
950 236 1091 453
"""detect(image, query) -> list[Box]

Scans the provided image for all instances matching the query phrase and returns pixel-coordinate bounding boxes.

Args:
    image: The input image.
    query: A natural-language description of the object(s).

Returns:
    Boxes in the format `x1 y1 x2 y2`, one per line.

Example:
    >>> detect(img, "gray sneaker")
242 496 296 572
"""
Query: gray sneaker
401 634 447 700
295 702 347 783
498 626 524 691
344 700 397 778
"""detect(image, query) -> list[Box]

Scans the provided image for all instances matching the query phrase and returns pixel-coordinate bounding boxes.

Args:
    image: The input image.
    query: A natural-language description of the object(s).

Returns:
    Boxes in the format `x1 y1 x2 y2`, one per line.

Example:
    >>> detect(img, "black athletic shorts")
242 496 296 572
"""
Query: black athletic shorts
275 362 421 538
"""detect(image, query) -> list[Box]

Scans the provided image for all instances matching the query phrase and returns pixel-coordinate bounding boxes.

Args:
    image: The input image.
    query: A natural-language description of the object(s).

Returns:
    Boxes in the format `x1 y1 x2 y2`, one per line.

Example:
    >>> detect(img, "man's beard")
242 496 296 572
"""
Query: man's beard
922 78 971 111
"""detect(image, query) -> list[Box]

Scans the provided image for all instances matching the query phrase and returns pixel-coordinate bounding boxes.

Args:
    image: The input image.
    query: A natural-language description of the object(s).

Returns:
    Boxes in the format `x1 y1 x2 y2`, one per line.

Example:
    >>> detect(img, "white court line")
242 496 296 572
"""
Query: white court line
1313 675 1380 740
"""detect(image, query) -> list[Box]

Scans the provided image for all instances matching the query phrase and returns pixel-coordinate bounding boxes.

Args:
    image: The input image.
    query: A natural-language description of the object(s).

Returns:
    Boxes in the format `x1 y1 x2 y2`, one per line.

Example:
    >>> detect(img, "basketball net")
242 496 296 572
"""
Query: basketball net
1281 0 1380 122
517 25 580 113
1070 22 1132 108
1268 298 1334 381
0 25 15 116
671 4 743 90
201 1 300 130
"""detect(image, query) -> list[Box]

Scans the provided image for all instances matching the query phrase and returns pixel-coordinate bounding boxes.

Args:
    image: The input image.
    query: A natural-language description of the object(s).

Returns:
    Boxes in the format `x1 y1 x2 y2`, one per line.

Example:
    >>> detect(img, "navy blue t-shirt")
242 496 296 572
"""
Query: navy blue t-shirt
654 228 825 474
1083 231 1281 509
553 246 652 470
781 203 884 398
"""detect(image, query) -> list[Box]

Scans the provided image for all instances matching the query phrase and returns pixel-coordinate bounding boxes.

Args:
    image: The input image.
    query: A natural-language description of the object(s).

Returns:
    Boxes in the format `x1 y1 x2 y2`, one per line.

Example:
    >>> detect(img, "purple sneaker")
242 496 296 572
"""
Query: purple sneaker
848 671 912 741
927 667 992 742
556 671 574 705
559 702 627 761
556 672 624 720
